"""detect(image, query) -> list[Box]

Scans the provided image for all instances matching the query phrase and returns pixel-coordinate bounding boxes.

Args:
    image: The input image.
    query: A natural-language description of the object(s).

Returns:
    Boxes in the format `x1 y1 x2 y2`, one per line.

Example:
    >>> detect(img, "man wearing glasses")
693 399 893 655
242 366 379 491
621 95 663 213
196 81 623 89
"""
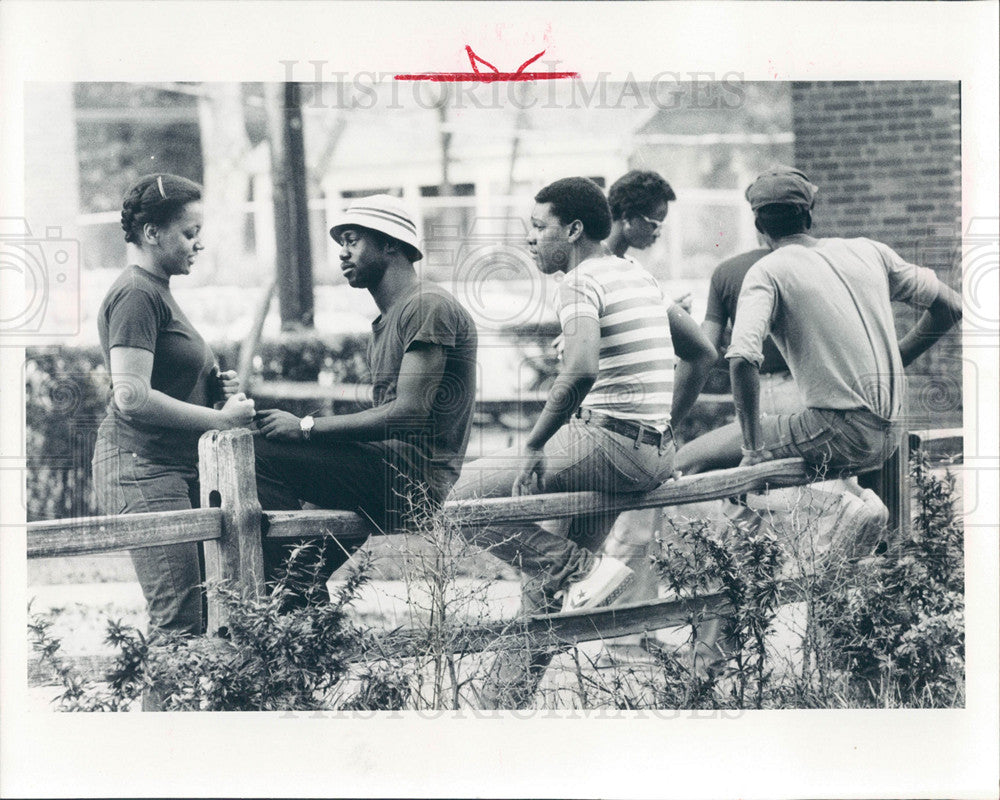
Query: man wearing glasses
599 170 698 659
605 169 676 257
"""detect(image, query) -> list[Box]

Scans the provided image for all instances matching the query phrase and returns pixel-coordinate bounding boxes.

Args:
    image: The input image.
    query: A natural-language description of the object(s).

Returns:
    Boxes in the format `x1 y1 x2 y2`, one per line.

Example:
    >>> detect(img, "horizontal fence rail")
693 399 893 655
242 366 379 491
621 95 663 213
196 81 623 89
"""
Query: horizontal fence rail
263 457 817 542
28 508 223 559
26 427 962 688
24 568 855 686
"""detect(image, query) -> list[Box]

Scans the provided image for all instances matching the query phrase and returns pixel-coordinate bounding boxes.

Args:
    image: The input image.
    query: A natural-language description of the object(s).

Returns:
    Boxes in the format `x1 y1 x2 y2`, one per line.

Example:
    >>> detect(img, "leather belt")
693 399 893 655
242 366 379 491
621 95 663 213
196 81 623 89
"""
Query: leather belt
575 407 673 450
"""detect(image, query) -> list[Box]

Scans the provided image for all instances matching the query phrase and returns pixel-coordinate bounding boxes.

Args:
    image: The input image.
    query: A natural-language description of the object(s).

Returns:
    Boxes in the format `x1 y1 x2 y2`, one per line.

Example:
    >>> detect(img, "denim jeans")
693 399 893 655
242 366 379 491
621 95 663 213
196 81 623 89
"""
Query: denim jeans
254 435 443 607
452 417 676 594
606 368 807 618
453 417 675 708
760 406 901 474
92 435 205 637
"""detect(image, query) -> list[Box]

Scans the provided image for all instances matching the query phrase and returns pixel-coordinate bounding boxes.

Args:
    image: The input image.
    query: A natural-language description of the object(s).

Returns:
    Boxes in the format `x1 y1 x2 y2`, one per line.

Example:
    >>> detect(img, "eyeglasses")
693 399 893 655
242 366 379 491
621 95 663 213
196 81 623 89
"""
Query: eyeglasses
635 213 665 233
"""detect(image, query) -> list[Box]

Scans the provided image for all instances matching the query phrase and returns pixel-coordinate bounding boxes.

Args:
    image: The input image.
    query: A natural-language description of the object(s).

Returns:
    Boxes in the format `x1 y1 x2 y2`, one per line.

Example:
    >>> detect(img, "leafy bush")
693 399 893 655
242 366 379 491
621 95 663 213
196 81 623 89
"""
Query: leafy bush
811 451 964 706
30 545 413 712
653 504 784 708
254 332 370 383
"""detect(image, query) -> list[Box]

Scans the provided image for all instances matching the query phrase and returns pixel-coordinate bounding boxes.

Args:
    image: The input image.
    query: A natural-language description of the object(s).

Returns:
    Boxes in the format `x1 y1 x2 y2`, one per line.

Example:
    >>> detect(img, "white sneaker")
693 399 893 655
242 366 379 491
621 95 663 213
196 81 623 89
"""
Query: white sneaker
561 556 635 612
834 489 890 558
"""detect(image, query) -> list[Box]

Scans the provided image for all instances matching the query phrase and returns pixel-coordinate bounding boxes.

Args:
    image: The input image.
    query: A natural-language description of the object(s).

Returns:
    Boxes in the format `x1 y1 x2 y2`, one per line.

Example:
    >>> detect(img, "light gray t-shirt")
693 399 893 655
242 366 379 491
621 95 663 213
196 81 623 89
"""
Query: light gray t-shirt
727 236 942 420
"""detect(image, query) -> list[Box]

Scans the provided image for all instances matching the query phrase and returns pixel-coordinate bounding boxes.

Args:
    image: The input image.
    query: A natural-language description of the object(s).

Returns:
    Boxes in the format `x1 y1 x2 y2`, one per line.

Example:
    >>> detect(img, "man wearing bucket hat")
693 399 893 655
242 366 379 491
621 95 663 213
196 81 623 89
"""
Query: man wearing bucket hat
253 194 478 606
674 165 962 489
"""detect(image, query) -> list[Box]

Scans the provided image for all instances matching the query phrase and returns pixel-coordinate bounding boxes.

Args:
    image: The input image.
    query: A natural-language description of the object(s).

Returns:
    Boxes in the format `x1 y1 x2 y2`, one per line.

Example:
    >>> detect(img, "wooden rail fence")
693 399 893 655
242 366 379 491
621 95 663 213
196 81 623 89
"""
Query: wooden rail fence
27 426 960 686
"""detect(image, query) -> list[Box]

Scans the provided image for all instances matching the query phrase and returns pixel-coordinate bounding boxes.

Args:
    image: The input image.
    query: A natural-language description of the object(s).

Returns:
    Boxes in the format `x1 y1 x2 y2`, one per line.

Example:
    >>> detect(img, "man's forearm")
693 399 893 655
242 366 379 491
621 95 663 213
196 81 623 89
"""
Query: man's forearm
670 356 712 428
898 289 962 367
312 400 431 443
526 371 595 450
730 357 763 450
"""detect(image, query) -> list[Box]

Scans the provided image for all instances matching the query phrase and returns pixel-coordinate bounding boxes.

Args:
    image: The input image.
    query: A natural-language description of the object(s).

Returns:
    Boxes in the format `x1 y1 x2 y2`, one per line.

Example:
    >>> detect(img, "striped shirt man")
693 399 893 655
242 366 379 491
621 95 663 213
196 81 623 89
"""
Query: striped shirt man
557 254 674 430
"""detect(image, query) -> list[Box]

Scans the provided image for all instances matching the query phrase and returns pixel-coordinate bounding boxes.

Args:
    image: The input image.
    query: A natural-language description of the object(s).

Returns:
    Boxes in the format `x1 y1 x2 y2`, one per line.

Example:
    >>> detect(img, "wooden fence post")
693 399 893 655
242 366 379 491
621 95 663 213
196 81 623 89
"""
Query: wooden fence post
199 428 265 635
893 430 912 536
860 429 911 536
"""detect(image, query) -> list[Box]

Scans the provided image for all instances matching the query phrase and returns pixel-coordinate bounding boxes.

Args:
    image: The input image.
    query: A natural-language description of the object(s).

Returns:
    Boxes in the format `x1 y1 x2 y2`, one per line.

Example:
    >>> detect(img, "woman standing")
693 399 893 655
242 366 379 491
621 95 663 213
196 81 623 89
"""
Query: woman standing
92 173 255 638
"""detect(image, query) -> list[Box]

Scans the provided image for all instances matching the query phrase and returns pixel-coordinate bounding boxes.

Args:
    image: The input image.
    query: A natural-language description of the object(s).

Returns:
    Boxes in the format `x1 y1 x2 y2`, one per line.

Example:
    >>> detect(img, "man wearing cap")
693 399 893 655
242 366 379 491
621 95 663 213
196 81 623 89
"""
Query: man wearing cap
674 166 962 490
695 174 889 536
253 195 478 606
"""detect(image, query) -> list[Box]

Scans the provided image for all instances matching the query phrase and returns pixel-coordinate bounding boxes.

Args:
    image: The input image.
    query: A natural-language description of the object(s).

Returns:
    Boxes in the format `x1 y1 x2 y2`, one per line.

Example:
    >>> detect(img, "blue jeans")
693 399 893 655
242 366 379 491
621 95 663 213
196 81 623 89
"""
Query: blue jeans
451 417 676 594
760 406 901 474
453 417 675 708
92 435 205 637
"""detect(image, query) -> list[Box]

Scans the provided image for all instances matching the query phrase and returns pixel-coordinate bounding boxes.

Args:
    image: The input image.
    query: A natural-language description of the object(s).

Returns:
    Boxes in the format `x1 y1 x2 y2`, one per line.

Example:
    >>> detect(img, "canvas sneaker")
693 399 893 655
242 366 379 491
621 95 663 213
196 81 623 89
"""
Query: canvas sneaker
833 488 890 558
561 555 636 613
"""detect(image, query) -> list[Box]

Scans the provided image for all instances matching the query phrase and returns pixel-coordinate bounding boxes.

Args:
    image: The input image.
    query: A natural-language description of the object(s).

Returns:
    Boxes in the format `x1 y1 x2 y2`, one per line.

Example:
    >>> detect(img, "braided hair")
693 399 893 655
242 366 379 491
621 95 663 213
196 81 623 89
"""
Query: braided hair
121 174 202 244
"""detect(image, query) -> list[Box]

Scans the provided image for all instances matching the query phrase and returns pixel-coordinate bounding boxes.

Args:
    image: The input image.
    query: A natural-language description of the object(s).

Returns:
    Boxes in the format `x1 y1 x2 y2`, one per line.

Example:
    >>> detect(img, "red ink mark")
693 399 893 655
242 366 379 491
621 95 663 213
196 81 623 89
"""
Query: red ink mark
395 45 578 83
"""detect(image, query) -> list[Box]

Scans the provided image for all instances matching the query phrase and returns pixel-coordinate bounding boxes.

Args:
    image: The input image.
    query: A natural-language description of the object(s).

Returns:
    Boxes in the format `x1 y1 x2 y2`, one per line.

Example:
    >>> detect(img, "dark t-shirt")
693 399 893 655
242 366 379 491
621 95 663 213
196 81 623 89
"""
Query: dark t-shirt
368 281 478 501
705 248 789 374
97 266 216 465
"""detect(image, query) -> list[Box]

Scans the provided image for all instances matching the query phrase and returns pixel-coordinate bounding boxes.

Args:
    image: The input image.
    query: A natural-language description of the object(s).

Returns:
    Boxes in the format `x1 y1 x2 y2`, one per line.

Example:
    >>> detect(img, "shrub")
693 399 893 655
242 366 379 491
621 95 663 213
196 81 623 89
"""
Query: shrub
30 544 418 712
652 504 784 709
254 332 369 383
809 450 964 707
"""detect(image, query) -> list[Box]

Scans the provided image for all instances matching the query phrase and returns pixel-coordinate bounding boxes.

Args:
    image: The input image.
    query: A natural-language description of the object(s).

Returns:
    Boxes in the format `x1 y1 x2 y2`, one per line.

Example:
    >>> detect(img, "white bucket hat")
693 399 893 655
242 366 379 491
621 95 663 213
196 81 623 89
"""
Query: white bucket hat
329 194 423 262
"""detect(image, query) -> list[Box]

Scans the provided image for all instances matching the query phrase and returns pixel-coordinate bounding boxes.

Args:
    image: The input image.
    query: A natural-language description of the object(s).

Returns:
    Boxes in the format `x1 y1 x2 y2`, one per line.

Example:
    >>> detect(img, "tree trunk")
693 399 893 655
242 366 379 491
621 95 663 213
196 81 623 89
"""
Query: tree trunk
265 83 314 330
197 84 256 285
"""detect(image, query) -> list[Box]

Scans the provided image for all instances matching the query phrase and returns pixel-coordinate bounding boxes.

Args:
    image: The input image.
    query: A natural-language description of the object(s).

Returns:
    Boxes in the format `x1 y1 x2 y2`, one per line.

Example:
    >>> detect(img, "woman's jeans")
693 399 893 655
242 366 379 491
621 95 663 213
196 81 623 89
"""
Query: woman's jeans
92 436 205 637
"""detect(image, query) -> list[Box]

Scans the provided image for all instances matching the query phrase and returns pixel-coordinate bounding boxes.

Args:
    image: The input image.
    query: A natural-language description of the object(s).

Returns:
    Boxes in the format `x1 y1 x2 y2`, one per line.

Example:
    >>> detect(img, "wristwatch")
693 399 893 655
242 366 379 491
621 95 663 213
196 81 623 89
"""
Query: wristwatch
300 415 315 440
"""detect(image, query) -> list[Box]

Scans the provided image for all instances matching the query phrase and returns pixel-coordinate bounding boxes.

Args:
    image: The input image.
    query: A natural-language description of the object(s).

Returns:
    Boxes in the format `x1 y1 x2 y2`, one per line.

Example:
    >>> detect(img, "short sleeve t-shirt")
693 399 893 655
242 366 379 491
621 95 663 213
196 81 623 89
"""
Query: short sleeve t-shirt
97 266 216 464
556 254 673 429
705 248 788 374
368 281 478 500
727 237 942 419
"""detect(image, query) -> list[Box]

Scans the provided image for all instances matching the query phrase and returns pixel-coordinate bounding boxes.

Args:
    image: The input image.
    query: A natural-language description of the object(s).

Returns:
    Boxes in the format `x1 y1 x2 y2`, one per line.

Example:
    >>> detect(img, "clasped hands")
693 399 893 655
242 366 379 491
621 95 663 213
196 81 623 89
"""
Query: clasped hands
211 370 305 438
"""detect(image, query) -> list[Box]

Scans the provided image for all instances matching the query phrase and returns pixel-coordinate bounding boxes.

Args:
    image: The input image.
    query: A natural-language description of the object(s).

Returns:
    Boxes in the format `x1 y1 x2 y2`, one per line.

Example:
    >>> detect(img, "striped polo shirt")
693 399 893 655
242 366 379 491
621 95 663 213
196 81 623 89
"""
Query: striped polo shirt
556 254 674 430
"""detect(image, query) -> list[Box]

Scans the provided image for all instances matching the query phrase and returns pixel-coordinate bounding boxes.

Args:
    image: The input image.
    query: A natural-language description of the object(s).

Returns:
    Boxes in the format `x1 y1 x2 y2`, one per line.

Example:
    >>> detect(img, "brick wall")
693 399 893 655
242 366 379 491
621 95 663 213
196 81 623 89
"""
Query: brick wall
791 81 963 429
